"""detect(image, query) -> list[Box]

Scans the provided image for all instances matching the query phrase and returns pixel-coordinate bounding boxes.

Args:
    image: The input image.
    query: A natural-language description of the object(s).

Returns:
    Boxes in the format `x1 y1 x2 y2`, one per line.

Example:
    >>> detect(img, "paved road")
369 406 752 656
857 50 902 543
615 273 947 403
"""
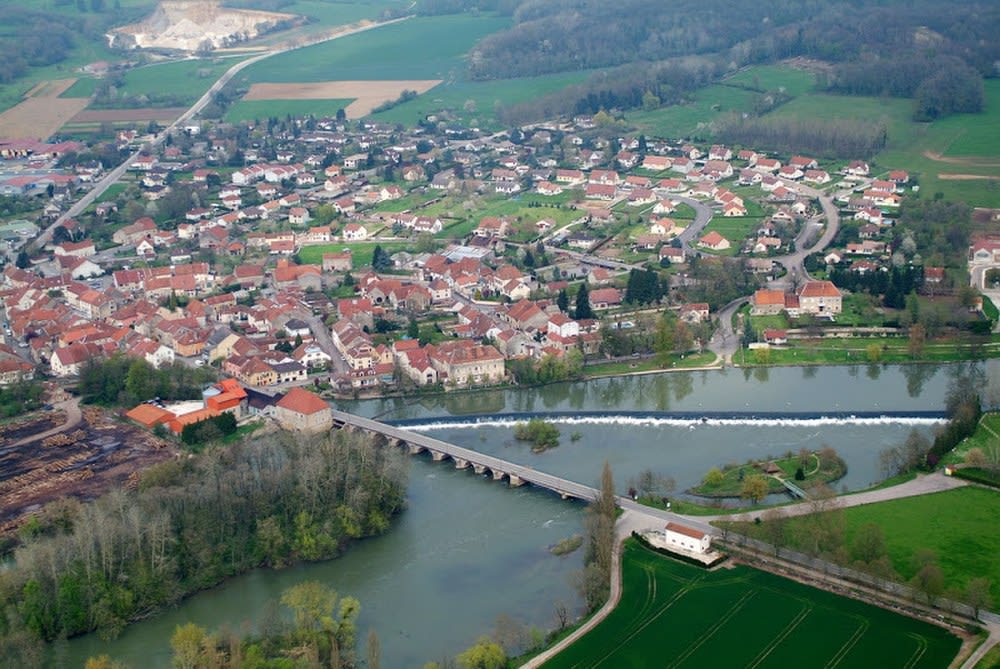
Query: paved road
768 184 841 289
673 195 715 256
700 471 968 524
37 17 411 249
298 311 350 375
706 296 749 364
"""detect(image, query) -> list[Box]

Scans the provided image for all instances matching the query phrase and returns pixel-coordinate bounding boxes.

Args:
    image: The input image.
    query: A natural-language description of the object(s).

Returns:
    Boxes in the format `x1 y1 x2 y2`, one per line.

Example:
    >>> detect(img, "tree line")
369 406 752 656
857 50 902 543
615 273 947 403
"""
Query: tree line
0 429 408 662
715 116 888 160
78 354 218 408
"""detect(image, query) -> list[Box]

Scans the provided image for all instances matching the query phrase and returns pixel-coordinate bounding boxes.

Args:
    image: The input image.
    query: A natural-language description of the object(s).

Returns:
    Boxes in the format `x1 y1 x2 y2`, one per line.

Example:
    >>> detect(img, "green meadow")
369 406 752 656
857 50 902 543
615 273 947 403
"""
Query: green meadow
244 14 511 83
224 98 353 123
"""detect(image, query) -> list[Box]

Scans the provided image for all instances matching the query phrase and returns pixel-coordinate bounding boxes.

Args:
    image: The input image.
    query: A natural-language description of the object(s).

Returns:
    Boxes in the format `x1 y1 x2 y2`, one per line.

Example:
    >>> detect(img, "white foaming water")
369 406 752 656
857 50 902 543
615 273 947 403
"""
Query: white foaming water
401 415 945 431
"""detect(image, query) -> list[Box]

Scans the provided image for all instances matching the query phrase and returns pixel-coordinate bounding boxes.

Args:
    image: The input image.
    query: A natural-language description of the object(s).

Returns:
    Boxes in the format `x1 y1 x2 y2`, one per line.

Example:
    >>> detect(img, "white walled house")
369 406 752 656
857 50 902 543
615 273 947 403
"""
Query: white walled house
662 522 711 554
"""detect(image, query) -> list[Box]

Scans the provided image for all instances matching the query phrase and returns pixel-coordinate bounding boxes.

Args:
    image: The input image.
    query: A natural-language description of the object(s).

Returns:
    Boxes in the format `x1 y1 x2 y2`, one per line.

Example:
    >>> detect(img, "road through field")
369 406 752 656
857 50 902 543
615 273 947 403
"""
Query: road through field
39 15 413 248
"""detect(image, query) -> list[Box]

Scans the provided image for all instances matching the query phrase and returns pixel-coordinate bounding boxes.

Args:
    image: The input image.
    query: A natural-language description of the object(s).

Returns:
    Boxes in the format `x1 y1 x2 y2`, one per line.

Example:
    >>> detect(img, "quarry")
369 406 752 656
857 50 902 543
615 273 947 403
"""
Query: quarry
109 0 301 52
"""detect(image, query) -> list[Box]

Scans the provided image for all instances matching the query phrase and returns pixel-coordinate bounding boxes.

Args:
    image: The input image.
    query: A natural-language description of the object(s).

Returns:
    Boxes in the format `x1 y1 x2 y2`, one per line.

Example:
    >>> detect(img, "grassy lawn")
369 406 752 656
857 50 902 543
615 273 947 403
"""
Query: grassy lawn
244 14 511 83
224 98 354 123
723 64 817 97
583 351 717 377
731 487 1000 604
542 540 960 669
690 450 843 498
742 334 1000 366
297 241 407 268
748 313 790 333
626 85 757 139
703 216 761 245
425 193 585 240
945 412 1000 465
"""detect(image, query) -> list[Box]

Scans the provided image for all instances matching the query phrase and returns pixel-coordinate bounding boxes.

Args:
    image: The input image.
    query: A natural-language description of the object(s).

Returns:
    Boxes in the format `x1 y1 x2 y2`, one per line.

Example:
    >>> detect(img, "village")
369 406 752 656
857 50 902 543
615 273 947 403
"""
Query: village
0 106 993 437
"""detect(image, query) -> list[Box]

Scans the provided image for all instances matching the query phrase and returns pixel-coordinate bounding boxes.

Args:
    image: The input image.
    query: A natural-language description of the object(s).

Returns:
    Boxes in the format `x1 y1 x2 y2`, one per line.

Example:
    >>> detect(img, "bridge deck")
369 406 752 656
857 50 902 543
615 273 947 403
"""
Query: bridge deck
332 410 717 536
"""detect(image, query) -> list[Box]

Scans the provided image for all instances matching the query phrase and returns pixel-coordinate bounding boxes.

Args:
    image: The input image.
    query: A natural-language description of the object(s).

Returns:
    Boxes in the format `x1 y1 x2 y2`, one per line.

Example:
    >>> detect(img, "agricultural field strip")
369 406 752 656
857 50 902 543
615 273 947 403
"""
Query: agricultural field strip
665 589 758 668
743 596 814 669
585 572 704 668
824 617 870 669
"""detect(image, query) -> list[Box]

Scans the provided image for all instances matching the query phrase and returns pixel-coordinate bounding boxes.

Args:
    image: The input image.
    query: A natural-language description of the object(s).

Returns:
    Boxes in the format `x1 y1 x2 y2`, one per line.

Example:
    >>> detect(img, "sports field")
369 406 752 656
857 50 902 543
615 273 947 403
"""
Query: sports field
543 541 960 669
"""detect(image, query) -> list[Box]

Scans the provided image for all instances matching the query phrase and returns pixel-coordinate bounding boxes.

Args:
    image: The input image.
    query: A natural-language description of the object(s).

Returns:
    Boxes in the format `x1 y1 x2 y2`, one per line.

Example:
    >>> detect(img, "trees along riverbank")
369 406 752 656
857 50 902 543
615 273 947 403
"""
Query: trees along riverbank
0 430 408 665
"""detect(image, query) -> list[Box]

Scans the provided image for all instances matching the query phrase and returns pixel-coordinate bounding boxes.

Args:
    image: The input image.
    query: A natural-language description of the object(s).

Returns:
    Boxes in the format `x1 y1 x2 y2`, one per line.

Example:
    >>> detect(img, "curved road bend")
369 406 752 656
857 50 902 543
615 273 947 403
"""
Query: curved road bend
38 16 413 248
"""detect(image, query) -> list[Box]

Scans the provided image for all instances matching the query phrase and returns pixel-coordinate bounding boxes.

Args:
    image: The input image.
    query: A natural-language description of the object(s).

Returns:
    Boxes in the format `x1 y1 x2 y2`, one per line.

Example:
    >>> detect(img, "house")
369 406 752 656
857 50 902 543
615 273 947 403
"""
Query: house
679 303 710 324
662 522 711 554
763 329 788 345
475 217 510 239
751 289 787 316
343 223 369 241
274 387 333 432
698 231 730 251
589 287 622 310
642 155 672 171
659 246 685 264
322 251 353 273
845 160 870 177
797 280 842 316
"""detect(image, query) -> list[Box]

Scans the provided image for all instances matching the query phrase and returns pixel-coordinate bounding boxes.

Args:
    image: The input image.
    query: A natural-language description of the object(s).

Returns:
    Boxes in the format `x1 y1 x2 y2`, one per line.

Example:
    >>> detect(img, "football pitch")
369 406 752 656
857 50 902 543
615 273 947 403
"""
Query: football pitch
542 541 960 669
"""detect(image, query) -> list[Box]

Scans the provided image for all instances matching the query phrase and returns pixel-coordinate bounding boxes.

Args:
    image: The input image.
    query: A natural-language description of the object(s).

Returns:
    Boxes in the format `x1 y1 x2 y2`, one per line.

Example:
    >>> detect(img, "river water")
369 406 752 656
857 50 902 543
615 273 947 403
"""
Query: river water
60 362 997 668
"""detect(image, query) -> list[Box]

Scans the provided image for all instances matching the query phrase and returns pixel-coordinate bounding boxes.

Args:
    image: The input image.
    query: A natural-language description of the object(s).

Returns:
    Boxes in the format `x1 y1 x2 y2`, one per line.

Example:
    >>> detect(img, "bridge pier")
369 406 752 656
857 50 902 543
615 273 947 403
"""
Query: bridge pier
508 474 525 487
454 457 469 470
492 470 506 481
473 464 487 475
559 491 570 500
407 443 425 455
431 451 446 462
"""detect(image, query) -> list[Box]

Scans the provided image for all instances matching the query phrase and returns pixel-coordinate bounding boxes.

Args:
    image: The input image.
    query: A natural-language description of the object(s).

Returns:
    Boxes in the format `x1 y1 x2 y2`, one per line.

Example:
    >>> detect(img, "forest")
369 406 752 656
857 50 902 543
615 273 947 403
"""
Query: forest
0 3 149 85
0 429 408 663
440 0 998 124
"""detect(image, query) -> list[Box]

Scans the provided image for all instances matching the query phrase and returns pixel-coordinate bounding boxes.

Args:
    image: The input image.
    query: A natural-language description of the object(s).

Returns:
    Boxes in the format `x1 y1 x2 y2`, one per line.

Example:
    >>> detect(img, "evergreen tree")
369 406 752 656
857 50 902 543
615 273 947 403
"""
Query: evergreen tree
575 283 594 320
557 288 569 313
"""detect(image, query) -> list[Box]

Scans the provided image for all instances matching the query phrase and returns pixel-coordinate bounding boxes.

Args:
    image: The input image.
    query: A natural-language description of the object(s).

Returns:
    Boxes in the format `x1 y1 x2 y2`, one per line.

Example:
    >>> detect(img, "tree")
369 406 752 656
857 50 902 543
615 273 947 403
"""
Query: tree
456 637 506 669
280 580 338 634
965 578 992 618
740 475 769 504
557 288 569 313
703 467 724 487
579 461 616 611
911 561 945 604
407 318 420 340
15 250 29 269
171 623 206 669
760 508 786 556
575 283 593 320
908 323 926 358
851 523 886 564
372 244 392 271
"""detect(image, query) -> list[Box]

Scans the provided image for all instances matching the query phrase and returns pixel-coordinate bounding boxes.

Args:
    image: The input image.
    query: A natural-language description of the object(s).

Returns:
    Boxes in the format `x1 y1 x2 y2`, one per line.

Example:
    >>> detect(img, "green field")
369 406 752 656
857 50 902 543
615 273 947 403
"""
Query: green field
723 64 817 97
543 540 960 669
63 58 237 105
297 241 405 268
951 413 1000 463
224 98 354 123
766 82 1000 207
626 85 758 139
370 70 590 129
244 14 511 83
703 216 761 248
736 487 1000 604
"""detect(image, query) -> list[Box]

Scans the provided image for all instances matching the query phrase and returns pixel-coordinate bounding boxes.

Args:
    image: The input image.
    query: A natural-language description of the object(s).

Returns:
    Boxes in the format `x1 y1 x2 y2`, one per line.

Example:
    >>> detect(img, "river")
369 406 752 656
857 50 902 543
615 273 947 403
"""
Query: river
60 362 997 668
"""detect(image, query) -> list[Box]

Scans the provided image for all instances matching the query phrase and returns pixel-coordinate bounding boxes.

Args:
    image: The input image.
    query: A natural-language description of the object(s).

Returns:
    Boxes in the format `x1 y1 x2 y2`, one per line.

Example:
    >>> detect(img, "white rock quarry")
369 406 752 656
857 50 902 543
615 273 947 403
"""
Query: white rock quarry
110 0 300 52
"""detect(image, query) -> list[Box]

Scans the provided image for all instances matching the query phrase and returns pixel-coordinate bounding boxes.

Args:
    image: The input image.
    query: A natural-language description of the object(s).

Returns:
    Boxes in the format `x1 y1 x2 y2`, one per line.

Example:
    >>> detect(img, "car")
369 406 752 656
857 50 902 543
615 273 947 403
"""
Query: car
194 360 205 367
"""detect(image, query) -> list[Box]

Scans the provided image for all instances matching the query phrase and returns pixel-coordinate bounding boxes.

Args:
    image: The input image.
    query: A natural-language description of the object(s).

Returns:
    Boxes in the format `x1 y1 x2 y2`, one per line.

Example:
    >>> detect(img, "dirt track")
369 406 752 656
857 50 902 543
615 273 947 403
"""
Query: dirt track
937 173 1000 181
243 79 442 117
923 150 1000 168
